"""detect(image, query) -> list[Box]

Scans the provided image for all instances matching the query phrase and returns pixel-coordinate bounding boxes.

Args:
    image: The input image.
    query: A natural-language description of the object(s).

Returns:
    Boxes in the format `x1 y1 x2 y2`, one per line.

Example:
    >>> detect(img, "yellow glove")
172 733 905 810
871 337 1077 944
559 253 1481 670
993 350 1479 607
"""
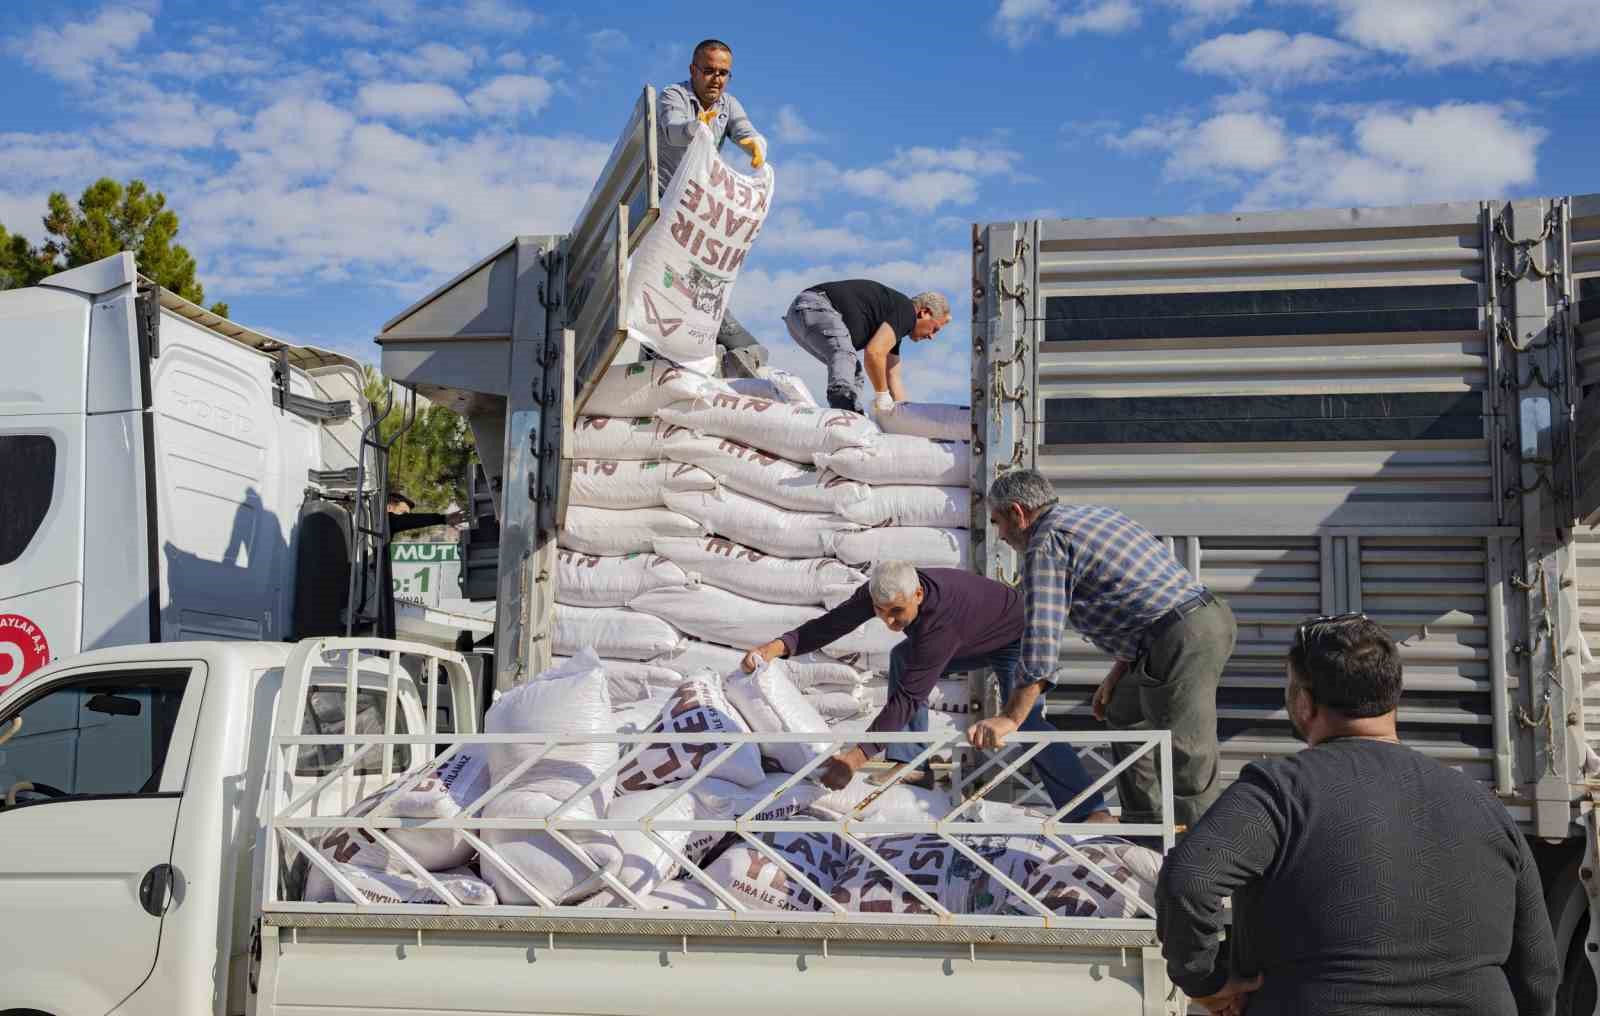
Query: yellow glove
697 108 718 126
736 136 764 169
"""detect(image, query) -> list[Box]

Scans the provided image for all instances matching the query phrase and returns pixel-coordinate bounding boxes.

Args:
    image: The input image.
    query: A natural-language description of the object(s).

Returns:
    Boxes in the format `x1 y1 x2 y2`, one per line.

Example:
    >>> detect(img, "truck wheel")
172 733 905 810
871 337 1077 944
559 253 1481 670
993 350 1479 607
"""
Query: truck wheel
1559 913 1598 1016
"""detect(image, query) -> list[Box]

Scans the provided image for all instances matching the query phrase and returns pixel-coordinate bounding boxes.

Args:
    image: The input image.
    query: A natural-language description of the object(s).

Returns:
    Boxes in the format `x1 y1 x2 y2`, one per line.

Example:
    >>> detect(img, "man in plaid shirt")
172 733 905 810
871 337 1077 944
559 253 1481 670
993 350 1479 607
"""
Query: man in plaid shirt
970 468 1236 827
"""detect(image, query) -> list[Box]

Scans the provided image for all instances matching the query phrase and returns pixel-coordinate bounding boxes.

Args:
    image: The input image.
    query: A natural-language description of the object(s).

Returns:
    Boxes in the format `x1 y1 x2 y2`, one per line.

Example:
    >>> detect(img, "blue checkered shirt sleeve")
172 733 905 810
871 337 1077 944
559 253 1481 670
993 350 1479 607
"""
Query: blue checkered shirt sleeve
1018 530 1072 687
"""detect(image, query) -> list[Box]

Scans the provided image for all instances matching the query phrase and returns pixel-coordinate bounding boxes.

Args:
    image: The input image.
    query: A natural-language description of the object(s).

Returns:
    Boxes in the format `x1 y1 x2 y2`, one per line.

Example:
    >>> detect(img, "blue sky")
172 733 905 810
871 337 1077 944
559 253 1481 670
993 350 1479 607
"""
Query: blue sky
3 0 1598 402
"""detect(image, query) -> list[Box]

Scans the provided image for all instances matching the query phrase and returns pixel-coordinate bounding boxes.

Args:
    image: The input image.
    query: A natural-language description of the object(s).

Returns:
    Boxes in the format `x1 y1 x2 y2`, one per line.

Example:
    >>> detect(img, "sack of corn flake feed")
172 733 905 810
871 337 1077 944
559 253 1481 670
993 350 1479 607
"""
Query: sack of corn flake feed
573 416 689 461
662 430 867 514
876 403 971 442
554 604 682 661
304 861 498 906
653 641 871 688
723 660 832 774
555 549 690 608
835 485 969 530
704 831 850 912
569 459 716 510
652 536 865 606
815 436 969 486
618 672 765 791
828 527 970 570
995 838 1161 919
559 506 704 557
628 584 822 652
583 360 710 419
664 488 859 559
657 394 875 463
624 122 774 374
829 833 1011 916
314 747 490 874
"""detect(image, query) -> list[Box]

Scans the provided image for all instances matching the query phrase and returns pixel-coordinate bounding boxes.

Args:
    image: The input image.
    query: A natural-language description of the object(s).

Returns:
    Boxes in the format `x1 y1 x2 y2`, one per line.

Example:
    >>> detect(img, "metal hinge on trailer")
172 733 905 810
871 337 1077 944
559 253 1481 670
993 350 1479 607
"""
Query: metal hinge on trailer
272 348 353 422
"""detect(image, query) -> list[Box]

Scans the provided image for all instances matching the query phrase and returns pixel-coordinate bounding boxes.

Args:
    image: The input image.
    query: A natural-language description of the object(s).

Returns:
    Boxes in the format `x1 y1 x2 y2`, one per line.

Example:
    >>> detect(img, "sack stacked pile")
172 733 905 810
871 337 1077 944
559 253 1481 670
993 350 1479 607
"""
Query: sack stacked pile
556 360 976 726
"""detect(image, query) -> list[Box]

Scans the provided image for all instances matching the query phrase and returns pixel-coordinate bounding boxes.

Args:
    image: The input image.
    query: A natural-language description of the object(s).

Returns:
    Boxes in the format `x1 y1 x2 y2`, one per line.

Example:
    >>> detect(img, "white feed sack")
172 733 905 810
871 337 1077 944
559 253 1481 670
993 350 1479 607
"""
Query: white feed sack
814 616 905 672
807 688 867 722
554 603 683 661
813 775 956 824
835 485 969 530
830 527 971 570
559 505 705 557
304 862 498 906
703 831 851 912
815 436 970 487
582 878 728 911
555 549 689 608
573 416 690 461
652 536 865 606
876 403 971 442
617 673 765 791
624 122 775 374
554 655 685 705
654 640 872 688
313 747 490 874
602 784 699 896
480 652 624 905
662 430 868 514
828 833 1012 916
657 395 876 463
628 583 822 652
723 660 833 774
569 459 716 510
582 360 711 419
764 368 817 406
994 838 1161 919
664 487 859 559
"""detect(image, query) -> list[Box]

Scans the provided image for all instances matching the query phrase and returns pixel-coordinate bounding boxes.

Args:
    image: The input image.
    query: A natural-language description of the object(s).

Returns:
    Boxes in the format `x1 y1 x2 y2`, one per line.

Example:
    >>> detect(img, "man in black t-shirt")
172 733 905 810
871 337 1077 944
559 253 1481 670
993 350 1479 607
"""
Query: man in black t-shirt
781 279 950 414
1156 614 1558 1016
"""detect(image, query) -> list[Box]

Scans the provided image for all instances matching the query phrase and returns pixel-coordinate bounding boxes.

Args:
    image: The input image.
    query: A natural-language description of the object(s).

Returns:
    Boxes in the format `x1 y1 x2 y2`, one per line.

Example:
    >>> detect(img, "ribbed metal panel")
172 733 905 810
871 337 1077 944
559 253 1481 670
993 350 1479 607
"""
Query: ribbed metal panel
1026 203 1494 536
1575 527 1600 763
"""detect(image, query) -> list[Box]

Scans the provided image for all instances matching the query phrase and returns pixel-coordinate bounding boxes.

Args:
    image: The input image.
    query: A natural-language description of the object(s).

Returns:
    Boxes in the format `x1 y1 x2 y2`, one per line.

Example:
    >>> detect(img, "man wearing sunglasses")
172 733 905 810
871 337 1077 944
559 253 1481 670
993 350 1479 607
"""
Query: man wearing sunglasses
1155 613 1557 1016
656 38 769 374
973 468 1236 829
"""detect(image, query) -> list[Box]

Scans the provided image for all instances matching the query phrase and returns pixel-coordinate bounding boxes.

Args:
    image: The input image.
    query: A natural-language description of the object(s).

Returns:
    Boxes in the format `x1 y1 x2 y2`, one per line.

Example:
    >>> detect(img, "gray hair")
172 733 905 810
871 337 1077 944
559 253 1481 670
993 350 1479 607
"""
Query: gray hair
986 468 1057 514
868 560 920 605
911 291 951 321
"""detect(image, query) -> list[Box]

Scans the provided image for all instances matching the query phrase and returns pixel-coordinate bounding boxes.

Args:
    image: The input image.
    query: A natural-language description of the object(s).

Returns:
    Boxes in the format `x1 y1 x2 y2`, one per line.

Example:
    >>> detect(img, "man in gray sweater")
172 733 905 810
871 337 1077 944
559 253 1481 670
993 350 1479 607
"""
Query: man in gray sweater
656 38 768 371
1155 613 1558 1016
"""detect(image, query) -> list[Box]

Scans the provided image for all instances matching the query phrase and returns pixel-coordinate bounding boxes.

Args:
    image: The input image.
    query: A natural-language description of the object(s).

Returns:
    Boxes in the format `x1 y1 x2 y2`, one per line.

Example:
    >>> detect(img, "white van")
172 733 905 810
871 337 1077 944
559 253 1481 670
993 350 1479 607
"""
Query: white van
0 253 376 693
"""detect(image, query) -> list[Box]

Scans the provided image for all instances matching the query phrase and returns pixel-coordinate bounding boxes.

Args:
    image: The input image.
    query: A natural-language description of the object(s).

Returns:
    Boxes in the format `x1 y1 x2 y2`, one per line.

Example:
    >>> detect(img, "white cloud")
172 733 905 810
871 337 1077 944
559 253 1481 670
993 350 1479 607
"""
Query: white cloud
778 144 1021 212
1109 101 1545 209
465 75 554 118
992 0 1140 47
1315 0 1600 68
1166 0 1251 32
774 105 824 145
356 82 469 121
110 83 246 149
396 42 476 79
460 0 540 32
758 210 913 257
1184 30 1362 85
589 28 629 52
17 4 156 84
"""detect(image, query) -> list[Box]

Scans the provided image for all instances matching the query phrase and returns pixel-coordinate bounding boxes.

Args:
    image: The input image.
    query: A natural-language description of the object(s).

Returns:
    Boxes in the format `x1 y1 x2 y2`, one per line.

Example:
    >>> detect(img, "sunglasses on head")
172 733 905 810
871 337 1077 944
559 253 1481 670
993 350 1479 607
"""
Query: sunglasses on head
1294 612 1368 649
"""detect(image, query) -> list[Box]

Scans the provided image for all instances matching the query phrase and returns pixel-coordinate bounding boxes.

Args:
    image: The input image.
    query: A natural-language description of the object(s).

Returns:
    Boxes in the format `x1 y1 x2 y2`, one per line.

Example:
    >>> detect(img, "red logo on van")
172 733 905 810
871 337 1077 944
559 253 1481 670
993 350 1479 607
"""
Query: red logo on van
0 613 50 694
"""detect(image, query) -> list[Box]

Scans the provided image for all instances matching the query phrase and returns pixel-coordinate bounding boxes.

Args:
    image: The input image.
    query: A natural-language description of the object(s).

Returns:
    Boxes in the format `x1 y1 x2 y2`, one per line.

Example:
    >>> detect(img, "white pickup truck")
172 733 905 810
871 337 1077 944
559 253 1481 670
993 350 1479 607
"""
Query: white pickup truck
0 635 1177 1016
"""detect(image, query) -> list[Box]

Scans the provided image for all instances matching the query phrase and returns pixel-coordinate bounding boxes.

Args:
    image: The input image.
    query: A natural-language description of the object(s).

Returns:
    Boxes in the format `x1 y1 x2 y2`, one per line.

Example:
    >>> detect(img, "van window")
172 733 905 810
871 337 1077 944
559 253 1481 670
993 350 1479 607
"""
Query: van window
0 670 190 808
0 435 55 567
297 687 412 776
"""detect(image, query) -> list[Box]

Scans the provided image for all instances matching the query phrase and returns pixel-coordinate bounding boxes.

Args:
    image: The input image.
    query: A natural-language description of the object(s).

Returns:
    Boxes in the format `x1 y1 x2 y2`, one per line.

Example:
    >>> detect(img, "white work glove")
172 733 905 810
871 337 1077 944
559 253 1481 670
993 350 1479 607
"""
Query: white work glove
872 391 895 416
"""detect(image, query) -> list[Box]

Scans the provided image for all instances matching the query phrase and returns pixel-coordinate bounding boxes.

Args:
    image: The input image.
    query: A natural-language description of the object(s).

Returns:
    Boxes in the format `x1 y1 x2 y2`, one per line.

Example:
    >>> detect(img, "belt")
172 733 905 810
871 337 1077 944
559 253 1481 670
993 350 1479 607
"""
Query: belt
1142 590 1217 646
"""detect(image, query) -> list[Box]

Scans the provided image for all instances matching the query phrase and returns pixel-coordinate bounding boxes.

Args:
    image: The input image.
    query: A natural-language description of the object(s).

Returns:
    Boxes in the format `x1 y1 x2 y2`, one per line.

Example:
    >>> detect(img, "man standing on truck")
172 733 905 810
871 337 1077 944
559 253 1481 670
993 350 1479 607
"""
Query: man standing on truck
657 38 769 372
1155 614 1558 1016
971 468 1235 829
386 490 464 537
781 279 951 415
741 560 1112 821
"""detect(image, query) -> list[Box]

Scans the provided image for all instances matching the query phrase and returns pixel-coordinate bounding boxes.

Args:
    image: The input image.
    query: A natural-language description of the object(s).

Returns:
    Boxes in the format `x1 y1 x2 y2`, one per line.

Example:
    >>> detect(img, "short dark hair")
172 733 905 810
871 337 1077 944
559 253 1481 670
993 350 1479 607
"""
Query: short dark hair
387 490 414 509
693 39 732 62
1287 615 1402 717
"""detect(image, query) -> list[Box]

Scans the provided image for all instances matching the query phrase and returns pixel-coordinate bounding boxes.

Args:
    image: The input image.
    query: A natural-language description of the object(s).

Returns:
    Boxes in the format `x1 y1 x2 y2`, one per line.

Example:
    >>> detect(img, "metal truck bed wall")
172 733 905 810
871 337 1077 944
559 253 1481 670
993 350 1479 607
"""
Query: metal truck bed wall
974 195 1600 839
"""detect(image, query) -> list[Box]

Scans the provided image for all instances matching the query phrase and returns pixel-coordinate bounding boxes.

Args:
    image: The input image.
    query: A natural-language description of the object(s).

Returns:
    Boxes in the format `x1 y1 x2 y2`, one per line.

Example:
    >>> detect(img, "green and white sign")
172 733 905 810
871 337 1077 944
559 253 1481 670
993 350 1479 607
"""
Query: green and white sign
390 541 461 607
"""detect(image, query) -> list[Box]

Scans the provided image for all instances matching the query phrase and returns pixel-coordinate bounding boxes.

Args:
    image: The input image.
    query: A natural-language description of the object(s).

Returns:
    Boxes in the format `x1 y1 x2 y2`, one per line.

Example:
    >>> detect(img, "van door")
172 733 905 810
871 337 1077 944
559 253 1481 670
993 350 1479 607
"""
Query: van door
0 658 206 1015
0 283 92 676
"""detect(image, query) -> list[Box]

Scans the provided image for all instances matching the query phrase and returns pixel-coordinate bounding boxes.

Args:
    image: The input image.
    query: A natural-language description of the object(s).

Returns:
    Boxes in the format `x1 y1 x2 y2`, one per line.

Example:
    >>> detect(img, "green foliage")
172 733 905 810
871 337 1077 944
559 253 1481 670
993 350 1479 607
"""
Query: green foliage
0 178 224 312
363 366 475 514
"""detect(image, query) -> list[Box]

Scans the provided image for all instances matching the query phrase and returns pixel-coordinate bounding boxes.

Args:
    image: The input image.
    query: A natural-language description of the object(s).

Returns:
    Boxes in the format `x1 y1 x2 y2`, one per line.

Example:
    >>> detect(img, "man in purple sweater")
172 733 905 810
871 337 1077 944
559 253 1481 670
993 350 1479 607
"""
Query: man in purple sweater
741 561 1111 821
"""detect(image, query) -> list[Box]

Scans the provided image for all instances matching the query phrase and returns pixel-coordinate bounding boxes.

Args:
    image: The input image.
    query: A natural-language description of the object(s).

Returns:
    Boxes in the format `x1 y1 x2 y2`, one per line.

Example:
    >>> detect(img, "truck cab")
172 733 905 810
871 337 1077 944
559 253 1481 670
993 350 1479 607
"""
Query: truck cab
0 253 379 693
